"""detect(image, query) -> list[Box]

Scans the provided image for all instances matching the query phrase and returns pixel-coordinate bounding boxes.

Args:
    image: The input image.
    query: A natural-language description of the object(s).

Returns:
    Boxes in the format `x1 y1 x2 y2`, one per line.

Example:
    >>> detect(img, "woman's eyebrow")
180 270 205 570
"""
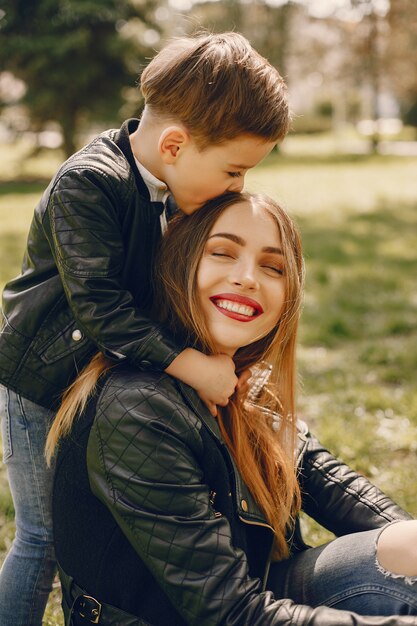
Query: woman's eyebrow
208 233 283 255
208 232 243 244
263 246 283 255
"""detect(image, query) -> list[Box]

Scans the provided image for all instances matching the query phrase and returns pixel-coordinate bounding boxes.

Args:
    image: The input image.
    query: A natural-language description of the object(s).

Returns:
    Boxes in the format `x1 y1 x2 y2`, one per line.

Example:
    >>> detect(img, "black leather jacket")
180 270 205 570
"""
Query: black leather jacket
0 120 180 408
53 367 414 626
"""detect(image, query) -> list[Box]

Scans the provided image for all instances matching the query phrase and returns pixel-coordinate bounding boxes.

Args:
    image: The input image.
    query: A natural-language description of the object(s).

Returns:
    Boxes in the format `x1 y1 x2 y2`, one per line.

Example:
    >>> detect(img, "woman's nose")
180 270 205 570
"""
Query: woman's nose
229 263 259 290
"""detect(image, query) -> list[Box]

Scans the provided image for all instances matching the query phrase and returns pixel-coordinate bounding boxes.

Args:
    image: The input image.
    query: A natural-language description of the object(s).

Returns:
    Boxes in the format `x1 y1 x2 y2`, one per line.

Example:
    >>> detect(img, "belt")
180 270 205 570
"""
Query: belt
58 563 147 626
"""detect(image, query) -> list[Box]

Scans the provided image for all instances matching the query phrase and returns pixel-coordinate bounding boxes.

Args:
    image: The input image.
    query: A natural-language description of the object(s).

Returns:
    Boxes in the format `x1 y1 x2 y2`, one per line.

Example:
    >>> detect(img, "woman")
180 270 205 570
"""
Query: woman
47 192 417 625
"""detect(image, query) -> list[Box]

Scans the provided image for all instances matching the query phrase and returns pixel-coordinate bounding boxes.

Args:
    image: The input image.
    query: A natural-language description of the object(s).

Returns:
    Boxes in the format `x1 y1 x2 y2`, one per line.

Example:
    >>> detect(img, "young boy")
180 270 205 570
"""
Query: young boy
0 32 290 625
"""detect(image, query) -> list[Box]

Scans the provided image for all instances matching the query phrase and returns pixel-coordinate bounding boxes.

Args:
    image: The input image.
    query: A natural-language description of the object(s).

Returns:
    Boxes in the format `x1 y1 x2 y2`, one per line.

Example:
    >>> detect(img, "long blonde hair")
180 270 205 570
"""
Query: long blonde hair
46 192 304 559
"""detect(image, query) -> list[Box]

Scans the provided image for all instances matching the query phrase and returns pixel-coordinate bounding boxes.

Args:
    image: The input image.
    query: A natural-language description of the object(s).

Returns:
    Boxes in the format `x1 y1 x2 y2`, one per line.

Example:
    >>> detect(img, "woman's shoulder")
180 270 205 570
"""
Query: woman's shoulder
95 365 204 439
101 365 183 403
88 366 207 485
103 364 176 393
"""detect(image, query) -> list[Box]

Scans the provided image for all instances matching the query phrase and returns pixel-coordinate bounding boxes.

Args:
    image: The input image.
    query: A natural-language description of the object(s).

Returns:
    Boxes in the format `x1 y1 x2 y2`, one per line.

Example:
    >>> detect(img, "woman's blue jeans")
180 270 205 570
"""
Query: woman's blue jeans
0 385 56 626
268 525 417 616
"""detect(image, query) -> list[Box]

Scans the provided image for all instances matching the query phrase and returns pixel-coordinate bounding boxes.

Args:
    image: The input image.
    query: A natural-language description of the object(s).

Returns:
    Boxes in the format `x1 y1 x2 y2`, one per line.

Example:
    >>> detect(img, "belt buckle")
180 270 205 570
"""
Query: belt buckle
75 594 102 624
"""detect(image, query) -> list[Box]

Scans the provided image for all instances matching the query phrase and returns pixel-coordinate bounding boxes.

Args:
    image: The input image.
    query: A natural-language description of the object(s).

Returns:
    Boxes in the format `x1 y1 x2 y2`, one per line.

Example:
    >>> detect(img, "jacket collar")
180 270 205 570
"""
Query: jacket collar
114 119 150 200
177 381 273 530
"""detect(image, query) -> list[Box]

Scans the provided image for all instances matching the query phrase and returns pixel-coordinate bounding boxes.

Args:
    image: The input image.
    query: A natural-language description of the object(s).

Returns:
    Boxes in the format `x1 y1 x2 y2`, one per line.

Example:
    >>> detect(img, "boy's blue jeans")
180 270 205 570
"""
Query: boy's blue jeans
0 385 56 626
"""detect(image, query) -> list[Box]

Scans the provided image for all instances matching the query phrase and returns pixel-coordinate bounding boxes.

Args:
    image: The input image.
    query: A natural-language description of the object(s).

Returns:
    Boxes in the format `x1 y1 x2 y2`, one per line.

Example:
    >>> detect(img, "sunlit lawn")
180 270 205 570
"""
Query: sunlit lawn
1 134 417 623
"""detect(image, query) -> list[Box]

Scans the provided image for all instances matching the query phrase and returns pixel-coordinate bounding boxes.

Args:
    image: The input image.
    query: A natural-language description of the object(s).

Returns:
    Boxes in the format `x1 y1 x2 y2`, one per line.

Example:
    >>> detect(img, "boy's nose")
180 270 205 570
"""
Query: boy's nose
227 177 244 193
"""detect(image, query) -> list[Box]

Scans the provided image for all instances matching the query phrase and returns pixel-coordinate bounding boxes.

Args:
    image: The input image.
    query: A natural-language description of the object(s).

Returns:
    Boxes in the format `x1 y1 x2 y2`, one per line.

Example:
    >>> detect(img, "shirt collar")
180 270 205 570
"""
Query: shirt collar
134 157 170 205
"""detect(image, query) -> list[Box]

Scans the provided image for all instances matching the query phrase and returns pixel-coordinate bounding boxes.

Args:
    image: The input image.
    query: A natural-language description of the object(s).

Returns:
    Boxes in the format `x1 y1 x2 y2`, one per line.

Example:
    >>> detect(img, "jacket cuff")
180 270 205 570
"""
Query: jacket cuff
132 328 183 372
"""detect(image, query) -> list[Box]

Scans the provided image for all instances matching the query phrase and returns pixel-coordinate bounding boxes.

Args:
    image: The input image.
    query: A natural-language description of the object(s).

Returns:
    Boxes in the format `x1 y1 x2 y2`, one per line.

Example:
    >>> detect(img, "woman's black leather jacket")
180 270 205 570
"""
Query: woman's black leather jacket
53 366 415 626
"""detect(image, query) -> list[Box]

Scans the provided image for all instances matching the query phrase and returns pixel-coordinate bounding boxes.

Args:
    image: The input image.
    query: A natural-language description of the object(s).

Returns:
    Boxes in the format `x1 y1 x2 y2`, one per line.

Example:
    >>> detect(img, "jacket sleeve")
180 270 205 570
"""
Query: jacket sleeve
42 167 180 370
87 382 415 626
299 430 412 535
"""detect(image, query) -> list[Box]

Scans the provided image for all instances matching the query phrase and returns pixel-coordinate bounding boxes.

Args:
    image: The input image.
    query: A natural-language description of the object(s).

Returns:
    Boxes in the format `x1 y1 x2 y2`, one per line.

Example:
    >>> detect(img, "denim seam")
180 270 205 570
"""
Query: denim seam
324 583 417 609
1 385 13 461
28 548 54 626
16 394 50 541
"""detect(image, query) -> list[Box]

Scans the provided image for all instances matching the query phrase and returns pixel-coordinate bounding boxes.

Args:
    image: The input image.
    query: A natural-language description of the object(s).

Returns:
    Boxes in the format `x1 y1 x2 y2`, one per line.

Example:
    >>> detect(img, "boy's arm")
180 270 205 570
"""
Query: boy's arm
166 349 238 416
44 169 180 370
44 168 237 407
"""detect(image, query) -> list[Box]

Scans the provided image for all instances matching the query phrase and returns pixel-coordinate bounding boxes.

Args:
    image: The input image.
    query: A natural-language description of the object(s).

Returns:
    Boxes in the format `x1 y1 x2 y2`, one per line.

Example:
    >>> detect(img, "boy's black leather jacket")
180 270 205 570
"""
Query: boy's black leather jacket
53 367 414 626
0 120 180 408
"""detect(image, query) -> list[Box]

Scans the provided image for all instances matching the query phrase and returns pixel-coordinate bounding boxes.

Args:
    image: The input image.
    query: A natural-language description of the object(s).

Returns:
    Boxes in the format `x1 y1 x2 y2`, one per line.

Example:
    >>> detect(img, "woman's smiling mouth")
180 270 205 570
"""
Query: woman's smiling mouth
210 294 263 322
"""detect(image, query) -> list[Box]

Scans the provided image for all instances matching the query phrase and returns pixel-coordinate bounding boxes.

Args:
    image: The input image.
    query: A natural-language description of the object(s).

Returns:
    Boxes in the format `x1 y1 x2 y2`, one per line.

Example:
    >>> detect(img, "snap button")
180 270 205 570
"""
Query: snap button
241 499 248 512
72 329 83 342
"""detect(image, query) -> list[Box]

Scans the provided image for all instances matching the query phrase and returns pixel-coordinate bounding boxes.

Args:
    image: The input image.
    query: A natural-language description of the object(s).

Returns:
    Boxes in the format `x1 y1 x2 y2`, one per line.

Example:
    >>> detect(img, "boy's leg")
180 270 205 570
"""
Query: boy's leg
267 524 417 616
0 385 56 626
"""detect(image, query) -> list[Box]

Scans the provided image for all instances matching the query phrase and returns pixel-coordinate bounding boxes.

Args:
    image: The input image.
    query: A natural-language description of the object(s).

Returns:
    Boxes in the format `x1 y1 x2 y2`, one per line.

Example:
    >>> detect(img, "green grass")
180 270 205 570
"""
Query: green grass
1 135 417 624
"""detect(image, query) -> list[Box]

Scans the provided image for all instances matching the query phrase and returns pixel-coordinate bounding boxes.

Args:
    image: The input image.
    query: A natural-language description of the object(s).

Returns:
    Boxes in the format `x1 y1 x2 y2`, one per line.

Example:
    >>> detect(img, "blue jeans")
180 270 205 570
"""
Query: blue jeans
0 385 56 626
268 525 417 616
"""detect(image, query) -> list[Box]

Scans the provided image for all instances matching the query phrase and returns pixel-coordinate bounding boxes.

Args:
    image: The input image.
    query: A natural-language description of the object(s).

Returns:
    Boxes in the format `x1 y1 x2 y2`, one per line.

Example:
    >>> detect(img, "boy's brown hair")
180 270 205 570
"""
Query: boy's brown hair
140 32 291 147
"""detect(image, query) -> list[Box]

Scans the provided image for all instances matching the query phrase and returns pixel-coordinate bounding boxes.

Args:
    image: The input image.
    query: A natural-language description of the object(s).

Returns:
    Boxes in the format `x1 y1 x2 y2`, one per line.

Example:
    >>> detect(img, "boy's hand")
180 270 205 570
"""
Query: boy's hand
165 349 237 416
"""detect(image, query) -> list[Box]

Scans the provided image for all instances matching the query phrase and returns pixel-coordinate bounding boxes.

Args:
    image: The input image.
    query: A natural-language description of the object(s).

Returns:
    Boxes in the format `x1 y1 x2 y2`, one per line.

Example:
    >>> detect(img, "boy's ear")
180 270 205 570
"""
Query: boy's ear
158 126 190 164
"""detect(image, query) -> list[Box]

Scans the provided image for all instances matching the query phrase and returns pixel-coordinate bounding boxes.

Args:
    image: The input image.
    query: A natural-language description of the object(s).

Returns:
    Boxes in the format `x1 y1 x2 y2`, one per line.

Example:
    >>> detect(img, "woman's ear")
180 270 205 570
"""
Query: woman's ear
158 126 190 164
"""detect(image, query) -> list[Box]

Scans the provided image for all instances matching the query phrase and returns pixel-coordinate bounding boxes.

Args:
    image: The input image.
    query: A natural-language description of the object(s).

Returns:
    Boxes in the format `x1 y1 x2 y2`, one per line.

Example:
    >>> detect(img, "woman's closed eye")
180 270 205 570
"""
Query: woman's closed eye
227 171 242 178
261 263 285 276
211 251 234 259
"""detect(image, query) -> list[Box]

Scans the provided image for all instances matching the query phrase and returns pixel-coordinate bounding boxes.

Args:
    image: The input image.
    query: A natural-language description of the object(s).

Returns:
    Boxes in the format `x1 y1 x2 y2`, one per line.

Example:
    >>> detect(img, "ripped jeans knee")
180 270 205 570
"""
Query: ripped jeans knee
375 520 417 585
267 522 417 615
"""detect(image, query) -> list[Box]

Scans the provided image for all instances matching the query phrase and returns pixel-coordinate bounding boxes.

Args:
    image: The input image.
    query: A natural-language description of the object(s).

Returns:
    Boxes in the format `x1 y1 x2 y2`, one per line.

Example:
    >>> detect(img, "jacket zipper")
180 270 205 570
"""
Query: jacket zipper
238 515 274 591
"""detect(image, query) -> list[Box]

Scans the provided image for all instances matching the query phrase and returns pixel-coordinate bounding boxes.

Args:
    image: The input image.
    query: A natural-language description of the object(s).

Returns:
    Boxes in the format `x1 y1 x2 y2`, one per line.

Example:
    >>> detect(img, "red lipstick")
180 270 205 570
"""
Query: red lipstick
209 293 263 322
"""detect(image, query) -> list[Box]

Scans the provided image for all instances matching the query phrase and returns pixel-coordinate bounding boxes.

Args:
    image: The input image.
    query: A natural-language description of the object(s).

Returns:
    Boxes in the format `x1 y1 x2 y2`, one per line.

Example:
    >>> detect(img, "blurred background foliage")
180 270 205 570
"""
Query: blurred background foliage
0 1 417 624
0 0 417 155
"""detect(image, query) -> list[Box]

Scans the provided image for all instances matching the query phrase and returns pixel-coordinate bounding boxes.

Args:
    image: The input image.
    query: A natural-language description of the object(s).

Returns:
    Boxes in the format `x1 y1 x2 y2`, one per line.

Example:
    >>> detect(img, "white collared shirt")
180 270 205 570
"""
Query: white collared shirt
134 157 171 234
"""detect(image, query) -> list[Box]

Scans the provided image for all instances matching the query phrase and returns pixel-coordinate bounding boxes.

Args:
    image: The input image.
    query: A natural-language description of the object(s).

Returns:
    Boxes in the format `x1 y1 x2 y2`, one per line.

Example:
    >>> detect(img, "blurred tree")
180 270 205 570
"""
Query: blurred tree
188 0 244 37
188 0 295 77
359 9 382 150
386 0 417 130
243 1 296 79
341 0 388 152
0 0 160 157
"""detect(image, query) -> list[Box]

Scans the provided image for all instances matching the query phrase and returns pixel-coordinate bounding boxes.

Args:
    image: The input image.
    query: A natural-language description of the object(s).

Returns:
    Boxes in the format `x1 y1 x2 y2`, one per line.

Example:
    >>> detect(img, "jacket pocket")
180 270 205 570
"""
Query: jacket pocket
38 320 90 365
32 297 90 365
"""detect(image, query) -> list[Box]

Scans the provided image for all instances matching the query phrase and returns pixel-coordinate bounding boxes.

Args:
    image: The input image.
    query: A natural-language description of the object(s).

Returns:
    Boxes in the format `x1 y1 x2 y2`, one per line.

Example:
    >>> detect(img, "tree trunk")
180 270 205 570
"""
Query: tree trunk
61 111 78 159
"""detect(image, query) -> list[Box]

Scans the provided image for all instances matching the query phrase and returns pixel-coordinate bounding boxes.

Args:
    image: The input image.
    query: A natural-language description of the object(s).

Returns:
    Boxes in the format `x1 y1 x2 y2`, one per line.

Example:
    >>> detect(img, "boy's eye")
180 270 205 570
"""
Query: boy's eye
227 171 242 178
